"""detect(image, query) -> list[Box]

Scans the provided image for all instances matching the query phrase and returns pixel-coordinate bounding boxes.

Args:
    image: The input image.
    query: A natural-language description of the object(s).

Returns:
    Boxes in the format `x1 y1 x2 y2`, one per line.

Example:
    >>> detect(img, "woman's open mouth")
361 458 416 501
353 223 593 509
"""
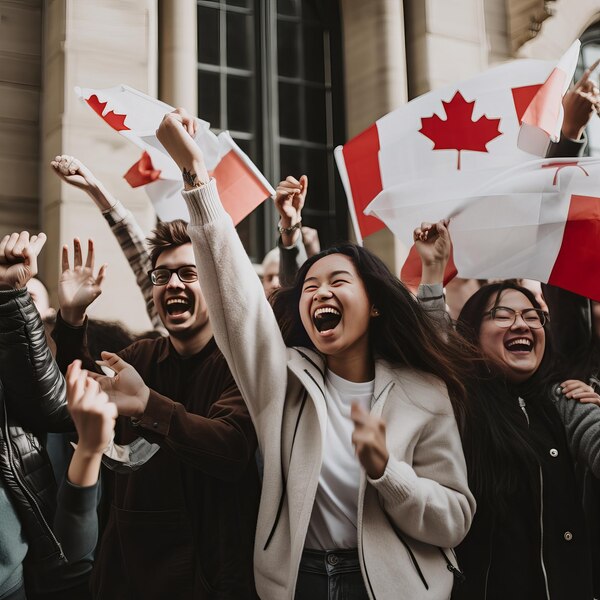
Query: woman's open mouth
313 306 342 333
504 337 533 353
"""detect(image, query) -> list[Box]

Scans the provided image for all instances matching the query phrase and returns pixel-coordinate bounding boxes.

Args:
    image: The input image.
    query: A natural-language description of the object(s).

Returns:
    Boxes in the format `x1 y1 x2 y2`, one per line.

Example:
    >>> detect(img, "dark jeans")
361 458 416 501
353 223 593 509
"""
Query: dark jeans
294 549 369 600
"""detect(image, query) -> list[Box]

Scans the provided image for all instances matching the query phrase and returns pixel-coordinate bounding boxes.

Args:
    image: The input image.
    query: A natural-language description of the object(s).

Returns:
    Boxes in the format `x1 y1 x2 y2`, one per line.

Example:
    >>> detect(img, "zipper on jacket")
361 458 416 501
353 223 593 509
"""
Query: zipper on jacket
438 548 465 584
381 510 429 590
484 519 495 600
360 525 377 599
3 404 64 560
263 389 309 551
538 467 551 600
518 397 550 600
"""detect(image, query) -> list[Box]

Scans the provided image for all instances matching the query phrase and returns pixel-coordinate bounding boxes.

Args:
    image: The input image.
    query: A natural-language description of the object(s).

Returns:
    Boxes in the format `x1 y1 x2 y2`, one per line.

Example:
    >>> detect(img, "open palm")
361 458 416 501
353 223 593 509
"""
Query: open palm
58 238 106 315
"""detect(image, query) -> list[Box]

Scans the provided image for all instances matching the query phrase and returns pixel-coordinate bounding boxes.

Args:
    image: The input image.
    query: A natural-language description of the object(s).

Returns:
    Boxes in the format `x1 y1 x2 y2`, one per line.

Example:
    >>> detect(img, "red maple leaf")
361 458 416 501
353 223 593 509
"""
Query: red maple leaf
86 95 130 131
419 91 502 170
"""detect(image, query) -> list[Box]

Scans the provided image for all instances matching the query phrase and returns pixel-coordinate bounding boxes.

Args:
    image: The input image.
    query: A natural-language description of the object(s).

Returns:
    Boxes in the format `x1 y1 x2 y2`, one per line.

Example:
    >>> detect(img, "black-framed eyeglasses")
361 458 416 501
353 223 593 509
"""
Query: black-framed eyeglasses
485 306 548 329
148 265 198 286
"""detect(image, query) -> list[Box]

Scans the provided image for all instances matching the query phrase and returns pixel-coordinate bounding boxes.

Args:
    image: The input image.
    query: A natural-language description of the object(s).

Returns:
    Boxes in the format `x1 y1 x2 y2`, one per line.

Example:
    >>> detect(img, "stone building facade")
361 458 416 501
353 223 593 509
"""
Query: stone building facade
0 0 598 330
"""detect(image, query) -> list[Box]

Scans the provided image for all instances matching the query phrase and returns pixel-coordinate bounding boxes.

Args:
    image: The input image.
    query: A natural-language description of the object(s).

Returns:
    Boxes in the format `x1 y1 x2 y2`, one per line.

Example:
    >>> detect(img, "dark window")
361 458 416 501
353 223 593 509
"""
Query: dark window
577 24 600 157
197 0 345 261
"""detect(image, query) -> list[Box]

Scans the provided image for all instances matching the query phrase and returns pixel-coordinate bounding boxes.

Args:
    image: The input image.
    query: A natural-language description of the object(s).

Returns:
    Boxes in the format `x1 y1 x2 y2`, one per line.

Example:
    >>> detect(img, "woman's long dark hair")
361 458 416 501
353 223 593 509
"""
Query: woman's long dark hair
271 243 475 430
456 282 558 511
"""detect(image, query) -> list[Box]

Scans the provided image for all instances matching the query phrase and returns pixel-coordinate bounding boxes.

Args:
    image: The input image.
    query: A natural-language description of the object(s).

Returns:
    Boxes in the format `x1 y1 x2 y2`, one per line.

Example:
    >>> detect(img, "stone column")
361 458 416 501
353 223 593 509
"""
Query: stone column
159 0 197 109
40 0 158 332
340 0 409 272
0 0 43 237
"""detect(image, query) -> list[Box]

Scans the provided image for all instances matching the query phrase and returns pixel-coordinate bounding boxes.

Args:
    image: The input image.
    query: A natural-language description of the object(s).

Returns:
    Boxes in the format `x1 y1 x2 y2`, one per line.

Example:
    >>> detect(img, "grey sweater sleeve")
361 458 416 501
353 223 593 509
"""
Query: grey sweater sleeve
552 391 600 478
54 479 99 564
417 283 452 331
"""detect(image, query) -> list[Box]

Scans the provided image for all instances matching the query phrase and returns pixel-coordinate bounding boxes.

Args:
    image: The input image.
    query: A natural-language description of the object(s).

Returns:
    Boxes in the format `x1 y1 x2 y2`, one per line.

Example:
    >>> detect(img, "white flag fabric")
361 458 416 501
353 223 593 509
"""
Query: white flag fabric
335 41 580 242
366 157 600 301
75 84 274 223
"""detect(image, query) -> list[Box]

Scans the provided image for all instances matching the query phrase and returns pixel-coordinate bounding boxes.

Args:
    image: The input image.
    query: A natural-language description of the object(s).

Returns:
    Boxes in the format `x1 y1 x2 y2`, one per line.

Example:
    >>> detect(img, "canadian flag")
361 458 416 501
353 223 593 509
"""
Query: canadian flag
335 41 580 243
365 157 600 302
75 85 274 223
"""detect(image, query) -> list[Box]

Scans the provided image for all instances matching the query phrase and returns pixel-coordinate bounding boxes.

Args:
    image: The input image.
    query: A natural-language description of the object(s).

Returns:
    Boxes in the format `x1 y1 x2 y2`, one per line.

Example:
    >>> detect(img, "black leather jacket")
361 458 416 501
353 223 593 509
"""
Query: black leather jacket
0 288 72 593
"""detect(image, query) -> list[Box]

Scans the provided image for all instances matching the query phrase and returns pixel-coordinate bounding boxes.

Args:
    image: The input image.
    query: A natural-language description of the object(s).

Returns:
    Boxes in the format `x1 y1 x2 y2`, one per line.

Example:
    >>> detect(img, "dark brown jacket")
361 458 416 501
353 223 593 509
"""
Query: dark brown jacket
53 314 260 600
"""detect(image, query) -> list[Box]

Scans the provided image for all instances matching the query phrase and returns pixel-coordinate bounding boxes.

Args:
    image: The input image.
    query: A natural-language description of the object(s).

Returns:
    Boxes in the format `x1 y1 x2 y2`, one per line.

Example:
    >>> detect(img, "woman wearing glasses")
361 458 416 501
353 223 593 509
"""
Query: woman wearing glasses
415 221 599 600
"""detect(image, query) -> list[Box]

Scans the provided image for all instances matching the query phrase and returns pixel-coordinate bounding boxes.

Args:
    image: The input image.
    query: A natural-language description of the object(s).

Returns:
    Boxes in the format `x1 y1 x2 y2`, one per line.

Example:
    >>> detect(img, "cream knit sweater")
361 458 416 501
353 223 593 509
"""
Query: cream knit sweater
183 181 476 600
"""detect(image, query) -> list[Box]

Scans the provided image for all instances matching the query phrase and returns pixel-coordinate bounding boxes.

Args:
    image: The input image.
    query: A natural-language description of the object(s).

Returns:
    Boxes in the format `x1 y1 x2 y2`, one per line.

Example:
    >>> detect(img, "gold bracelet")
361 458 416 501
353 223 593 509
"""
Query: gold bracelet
277 220 302 235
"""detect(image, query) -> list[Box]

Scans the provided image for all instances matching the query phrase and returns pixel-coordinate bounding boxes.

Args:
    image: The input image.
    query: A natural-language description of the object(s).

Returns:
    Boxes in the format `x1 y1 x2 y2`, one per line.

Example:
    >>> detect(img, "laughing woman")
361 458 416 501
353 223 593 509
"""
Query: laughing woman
414 222 599 600
157 109 475 600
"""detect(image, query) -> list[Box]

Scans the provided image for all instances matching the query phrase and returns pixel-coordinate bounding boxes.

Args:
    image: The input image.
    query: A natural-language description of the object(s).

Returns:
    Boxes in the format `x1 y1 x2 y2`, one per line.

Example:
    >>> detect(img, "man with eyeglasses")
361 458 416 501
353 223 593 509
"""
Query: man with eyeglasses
52 220 260 600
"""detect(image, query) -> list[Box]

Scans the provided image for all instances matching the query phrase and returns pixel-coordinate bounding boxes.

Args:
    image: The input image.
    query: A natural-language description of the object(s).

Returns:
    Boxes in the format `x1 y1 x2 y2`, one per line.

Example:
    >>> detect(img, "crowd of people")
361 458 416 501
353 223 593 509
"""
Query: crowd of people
0 65 599 600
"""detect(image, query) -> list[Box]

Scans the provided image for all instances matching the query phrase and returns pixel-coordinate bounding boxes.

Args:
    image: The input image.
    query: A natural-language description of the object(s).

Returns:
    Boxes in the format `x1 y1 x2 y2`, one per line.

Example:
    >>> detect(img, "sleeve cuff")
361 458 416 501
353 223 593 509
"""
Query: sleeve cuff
278 233 303 252
56 310 88 331
58 478 100 515
417 283 444 301
0 288 26 307
182 179 228 226
367 455 417 504
102 201 130 227
136 389 175 436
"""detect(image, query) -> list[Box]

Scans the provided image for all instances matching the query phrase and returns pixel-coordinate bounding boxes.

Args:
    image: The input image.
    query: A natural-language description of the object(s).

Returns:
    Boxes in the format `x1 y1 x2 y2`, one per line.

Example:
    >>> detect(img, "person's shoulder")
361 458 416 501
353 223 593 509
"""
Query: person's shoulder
380 361 453 416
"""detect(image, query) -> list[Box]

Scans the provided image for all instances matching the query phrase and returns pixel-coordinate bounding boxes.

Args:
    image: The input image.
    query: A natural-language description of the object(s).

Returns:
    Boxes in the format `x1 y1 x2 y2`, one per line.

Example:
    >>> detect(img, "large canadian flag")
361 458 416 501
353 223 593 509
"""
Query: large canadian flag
75 85 274 223
335 41 580 243
365 158 600 301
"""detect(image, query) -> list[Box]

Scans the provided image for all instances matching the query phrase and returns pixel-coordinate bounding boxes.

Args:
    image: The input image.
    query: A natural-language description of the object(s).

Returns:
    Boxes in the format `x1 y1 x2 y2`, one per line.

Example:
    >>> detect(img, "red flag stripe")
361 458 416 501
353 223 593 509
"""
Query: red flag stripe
548 194 600 301
400 244 458 292
210 150 270 225
511 84 543 123
341 124 385 239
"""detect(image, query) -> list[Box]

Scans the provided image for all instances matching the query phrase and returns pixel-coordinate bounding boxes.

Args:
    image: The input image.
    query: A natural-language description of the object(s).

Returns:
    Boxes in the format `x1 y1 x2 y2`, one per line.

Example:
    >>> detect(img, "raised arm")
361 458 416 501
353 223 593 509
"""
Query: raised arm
546 60 600 158
273 175 309 286
0 231 70 431
52 239 106 373
51 360 116 586
51 155 162 329
156 109 289 435
414 220 453 329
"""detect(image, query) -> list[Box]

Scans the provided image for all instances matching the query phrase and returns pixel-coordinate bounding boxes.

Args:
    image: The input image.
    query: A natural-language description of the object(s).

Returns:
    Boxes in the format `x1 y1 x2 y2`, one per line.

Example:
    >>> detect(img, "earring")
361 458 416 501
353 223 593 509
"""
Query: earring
372 308 380 317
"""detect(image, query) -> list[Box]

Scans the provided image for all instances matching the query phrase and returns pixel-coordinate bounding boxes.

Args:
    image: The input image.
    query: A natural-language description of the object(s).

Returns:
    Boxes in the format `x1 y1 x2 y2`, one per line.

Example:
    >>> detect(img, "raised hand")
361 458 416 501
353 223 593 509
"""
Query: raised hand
66 359 118 486
59 238 107 326
560 379 600 407
562 59 600 140
351 403 389 480
274 175 308 246
0 231 47 290
51 155 98 192
50 155 114 211
413 219 451 284
156 109 209 189
91 352 150 418
67 360 118 456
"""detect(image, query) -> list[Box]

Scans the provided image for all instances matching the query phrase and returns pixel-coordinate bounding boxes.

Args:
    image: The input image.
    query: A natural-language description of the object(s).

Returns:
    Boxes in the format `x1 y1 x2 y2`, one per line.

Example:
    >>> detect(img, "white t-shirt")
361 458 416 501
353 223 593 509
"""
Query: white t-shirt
304 370 375 550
